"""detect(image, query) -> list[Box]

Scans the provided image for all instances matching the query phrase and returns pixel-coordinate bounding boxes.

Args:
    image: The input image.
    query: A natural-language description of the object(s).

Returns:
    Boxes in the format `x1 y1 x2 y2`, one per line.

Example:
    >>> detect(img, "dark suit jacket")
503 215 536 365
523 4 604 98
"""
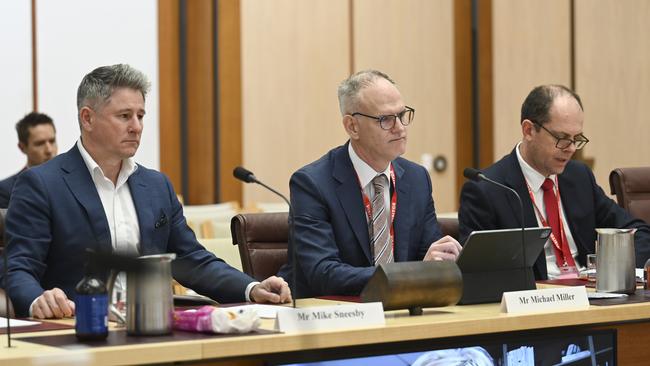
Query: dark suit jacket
3 145 254 316
459 148 650 280
0 170 24 208
278 143 443 297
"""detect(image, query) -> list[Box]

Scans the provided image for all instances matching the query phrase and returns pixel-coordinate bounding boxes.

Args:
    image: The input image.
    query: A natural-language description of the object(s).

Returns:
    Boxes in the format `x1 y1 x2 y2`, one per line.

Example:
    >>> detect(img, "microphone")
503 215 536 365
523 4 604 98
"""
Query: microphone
233 167 296 308
463 168 531 287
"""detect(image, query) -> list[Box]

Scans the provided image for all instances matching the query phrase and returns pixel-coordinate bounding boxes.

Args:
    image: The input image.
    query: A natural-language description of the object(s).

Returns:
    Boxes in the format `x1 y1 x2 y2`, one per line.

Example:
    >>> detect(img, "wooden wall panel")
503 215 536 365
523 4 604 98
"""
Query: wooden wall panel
217 0 242 203
575 0 650 190
158 0 182 192
240 0 350 205
186 0 216 203
354 0 456 212
492 0 572 161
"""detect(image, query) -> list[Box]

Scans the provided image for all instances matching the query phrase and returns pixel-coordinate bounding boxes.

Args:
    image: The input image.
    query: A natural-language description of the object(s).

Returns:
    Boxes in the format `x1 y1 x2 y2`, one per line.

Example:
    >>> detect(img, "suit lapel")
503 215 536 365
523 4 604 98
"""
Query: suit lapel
503 150 538 228
503 148 549 279
61 146 112 253
333 144 372 263
392 160 411 262
557 170 586 254
127 169 154 255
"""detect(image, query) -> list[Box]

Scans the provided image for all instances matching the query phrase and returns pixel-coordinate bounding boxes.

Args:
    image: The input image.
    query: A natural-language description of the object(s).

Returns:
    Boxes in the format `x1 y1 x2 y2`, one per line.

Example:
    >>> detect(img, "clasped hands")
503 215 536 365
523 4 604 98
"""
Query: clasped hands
424 235 463 262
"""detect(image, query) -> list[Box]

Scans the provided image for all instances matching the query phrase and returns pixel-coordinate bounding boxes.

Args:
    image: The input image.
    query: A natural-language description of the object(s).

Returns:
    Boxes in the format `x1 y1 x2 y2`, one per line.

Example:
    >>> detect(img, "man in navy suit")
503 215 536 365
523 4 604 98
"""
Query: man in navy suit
0 112 58 208
278 70 461 297
459 85 650 280
3 64 290 318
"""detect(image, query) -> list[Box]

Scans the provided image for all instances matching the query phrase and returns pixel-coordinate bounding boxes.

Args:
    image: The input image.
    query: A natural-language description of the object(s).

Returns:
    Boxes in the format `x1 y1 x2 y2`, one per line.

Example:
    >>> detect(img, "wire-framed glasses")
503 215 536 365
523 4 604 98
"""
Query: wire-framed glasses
351 106 415 130
532 120 589 150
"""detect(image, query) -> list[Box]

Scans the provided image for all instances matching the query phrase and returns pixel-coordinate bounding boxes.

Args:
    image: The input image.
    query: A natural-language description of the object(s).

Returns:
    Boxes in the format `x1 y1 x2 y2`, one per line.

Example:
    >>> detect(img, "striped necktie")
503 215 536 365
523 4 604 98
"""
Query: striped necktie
371 174 393 265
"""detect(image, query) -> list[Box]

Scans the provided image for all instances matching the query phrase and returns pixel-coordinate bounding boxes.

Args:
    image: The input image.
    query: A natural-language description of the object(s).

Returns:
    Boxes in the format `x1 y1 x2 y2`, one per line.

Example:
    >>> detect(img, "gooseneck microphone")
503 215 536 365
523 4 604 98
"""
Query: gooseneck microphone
233 167 296 308
463 168 530 286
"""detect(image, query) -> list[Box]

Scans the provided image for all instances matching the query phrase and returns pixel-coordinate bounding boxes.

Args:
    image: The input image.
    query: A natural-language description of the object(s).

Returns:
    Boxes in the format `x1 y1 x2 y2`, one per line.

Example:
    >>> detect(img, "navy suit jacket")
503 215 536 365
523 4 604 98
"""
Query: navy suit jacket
459 148 650 280
0 170 23 208
3 145 254 316
278 143 443 297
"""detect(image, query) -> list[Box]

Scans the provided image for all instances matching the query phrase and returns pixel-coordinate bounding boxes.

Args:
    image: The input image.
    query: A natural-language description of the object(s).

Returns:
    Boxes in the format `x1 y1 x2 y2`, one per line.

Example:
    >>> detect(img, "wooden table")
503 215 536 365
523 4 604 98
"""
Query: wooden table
1 296 649 365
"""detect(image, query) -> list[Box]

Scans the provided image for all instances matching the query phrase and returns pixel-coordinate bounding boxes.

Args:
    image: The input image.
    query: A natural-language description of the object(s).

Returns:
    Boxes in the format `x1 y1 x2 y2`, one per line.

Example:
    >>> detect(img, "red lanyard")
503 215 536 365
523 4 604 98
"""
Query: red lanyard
524 176 570 265
359 166 397 253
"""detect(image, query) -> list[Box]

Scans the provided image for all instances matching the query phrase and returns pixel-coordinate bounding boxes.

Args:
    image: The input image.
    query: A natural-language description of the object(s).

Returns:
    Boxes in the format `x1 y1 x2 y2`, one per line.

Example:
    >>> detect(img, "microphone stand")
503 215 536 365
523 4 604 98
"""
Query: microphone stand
233 168 297 308
253 181 297 309
466 169 530 288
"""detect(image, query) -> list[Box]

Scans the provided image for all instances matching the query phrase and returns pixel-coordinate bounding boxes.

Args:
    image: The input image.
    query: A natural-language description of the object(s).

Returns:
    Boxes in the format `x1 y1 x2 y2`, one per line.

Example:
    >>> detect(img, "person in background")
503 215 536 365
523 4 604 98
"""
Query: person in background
0 112 57 208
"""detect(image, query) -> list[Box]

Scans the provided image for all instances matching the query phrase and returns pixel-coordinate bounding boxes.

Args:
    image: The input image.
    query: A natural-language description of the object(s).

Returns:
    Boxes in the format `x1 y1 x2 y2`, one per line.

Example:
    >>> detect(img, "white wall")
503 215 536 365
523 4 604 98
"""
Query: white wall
0 1 33 177
36 0 160 169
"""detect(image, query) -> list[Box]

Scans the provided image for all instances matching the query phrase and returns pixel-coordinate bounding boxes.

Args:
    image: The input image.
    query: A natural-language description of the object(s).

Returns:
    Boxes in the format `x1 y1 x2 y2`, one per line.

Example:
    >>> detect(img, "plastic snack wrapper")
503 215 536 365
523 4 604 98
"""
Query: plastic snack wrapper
173 306 261 334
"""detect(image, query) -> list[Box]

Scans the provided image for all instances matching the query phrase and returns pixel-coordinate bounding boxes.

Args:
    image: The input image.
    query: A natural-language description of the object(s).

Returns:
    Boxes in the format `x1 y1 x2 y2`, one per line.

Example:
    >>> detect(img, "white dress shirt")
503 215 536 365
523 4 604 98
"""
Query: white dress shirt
515 142 583 278
348 143 392 226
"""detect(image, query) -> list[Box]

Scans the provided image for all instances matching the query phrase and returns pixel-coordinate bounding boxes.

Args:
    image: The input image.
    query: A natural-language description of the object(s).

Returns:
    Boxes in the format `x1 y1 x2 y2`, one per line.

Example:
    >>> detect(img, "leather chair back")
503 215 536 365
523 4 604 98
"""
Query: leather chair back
438 217 459 240
609 167 650 224
231 212 289 282
230 212 460 283
0 208 15 318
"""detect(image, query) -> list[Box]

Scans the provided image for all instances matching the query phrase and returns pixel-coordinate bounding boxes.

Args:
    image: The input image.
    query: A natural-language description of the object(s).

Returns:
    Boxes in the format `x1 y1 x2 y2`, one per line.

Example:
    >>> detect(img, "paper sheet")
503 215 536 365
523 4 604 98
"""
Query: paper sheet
0 317 40 328
226 304 282 319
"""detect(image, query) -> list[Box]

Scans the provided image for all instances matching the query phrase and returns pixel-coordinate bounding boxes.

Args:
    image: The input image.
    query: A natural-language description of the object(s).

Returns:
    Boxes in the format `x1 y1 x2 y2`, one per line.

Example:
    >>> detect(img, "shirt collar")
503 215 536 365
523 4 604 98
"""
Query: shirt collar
77 139 138 187
515 141 556 192
348 142 391 189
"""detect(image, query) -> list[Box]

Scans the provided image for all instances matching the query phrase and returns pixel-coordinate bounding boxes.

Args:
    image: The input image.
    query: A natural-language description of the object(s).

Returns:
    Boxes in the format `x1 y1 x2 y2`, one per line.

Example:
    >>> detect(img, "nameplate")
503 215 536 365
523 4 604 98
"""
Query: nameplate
274 302 385 333
500 286 589 314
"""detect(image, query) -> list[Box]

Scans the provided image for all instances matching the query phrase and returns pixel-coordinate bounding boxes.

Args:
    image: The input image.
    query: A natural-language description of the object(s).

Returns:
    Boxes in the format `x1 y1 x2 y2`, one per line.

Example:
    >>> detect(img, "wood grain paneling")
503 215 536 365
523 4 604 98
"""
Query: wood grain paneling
240 0 350 205
158 0 182 192
217 0 242 203
492 0 572 160
575 0 650 190
354 0 456 212
186 0 216 204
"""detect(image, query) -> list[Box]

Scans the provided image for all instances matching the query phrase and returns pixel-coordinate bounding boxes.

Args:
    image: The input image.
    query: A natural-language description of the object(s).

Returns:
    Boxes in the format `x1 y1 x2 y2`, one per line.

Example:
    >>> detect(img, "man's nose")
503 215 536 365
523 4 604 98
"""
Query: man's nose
45 142 55 154
129 117 143 133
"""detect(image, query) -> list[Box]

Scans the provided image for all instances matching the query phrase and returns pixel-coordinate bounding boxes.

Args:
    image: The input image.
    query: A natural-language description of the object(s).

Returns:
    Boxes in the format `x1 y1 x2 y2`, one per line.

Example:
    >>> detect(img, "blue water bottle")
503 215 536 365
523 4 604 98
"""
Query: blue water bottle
75 266 108 340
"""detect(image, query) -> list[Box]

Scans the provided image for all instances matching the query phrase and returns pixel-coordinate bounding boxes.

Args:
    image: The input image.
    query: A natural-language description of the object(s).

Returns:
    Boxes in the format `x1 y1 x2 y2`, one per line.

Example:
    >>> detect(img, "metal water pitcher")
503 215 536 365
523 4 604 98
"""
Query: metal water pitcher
595 228 636 294
107 253 176 335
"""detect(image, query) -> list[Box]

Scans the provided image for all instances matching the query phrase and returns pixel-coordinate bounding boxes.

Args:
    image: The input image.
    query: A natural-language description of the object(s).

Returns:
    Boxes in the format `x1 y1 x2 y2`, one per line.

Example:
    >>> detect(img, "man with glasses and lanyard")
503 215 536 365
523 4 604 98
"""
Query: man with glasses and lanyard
278 70 462 297
459 84 650 280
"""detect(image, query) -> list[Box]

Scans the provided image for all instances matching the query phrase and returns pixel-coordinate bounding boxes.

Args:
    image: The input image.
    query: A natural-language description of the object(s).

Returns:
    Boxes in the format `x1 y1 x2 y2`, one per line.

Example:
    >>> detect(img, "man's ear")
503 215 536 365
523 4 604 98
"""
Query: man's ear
79 107 93 131
343 115 359 139
521 119 535 141
18 142 27 154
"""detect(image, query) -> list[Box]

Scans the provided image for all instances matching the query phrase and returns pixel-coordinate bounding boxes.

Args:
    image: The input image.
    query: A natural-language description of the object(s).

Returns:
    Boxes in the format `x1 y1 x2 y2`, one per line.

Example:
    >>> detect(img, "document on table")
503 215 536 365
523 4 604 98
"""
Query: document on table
226 304 282 319
0 317 40 328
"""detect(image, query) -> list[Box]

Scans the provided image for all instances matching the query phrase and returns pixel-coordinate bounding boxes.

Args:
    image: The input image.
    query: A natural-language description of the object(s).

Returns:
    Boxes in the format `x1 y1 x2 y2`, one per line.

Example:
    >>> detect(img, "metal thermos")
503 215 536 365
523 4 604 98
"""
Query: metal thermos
595 228 636 294
107 253 176 335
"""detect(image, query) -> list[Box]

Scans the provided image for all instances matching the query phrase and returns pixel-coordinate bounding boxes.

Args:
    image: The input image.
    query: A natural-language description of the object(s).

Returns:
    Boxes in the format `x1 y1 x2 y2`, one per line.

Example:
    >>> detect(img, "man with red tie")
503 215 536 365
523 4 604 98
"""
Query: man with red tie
459 85 650 280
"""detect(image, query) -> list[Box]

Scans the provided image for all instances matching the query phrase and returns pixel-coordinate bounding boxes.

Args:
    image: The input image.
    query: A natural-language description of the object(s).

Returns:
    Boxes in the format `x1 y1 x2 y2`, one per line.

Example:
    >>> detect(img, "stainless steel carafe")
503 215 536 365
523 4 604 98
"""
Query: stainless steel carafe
107 253 176 335
595 228 636 294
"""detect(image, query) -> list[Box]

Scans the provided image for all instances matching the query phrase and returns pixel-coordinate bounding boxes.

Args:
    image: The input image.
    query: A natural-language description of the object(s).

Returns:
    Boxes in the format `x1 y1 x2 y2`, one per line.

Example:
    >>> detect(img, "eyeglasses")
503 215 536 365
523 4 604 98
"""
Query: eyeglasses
351 106 415 130
531 121 589 150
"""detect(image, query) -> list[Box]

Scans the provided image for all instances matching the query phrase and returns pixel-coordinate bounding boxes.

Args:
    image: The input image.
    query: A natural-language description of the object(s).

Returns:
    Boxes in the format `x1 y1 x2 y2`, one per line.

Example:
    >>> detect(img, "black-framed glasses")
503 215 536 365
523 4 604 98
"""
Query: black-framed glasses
531 121 589 150
351 106 415 130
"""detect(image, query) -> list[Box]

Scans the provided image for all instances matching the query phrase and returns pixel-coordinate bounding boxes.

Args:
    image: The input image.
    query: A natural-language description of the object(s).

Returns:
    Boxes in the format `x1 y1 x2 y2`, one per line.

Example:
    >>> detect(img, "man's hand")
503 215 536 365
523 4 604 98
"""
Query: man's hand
424 235 463 261
32 288 75 319
249 276 292 304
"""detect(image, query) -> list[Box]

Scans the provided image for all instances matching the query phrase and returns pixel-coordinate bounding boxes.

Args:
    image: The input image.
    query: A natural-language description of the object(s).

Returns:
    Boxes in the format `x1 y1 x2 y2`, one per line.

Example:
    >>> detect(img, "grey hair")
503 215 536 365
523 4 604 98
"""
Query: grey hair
337 69 395 116
77 64 151 121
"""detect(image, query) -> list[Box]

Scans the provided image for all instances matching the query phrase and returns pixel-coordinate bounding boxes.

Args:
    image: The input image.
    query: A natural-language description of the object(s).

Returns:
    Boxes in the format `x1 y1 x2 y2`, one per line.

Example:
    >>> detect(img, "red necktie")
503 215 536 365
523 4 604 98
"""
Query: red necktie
541 178 576 268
